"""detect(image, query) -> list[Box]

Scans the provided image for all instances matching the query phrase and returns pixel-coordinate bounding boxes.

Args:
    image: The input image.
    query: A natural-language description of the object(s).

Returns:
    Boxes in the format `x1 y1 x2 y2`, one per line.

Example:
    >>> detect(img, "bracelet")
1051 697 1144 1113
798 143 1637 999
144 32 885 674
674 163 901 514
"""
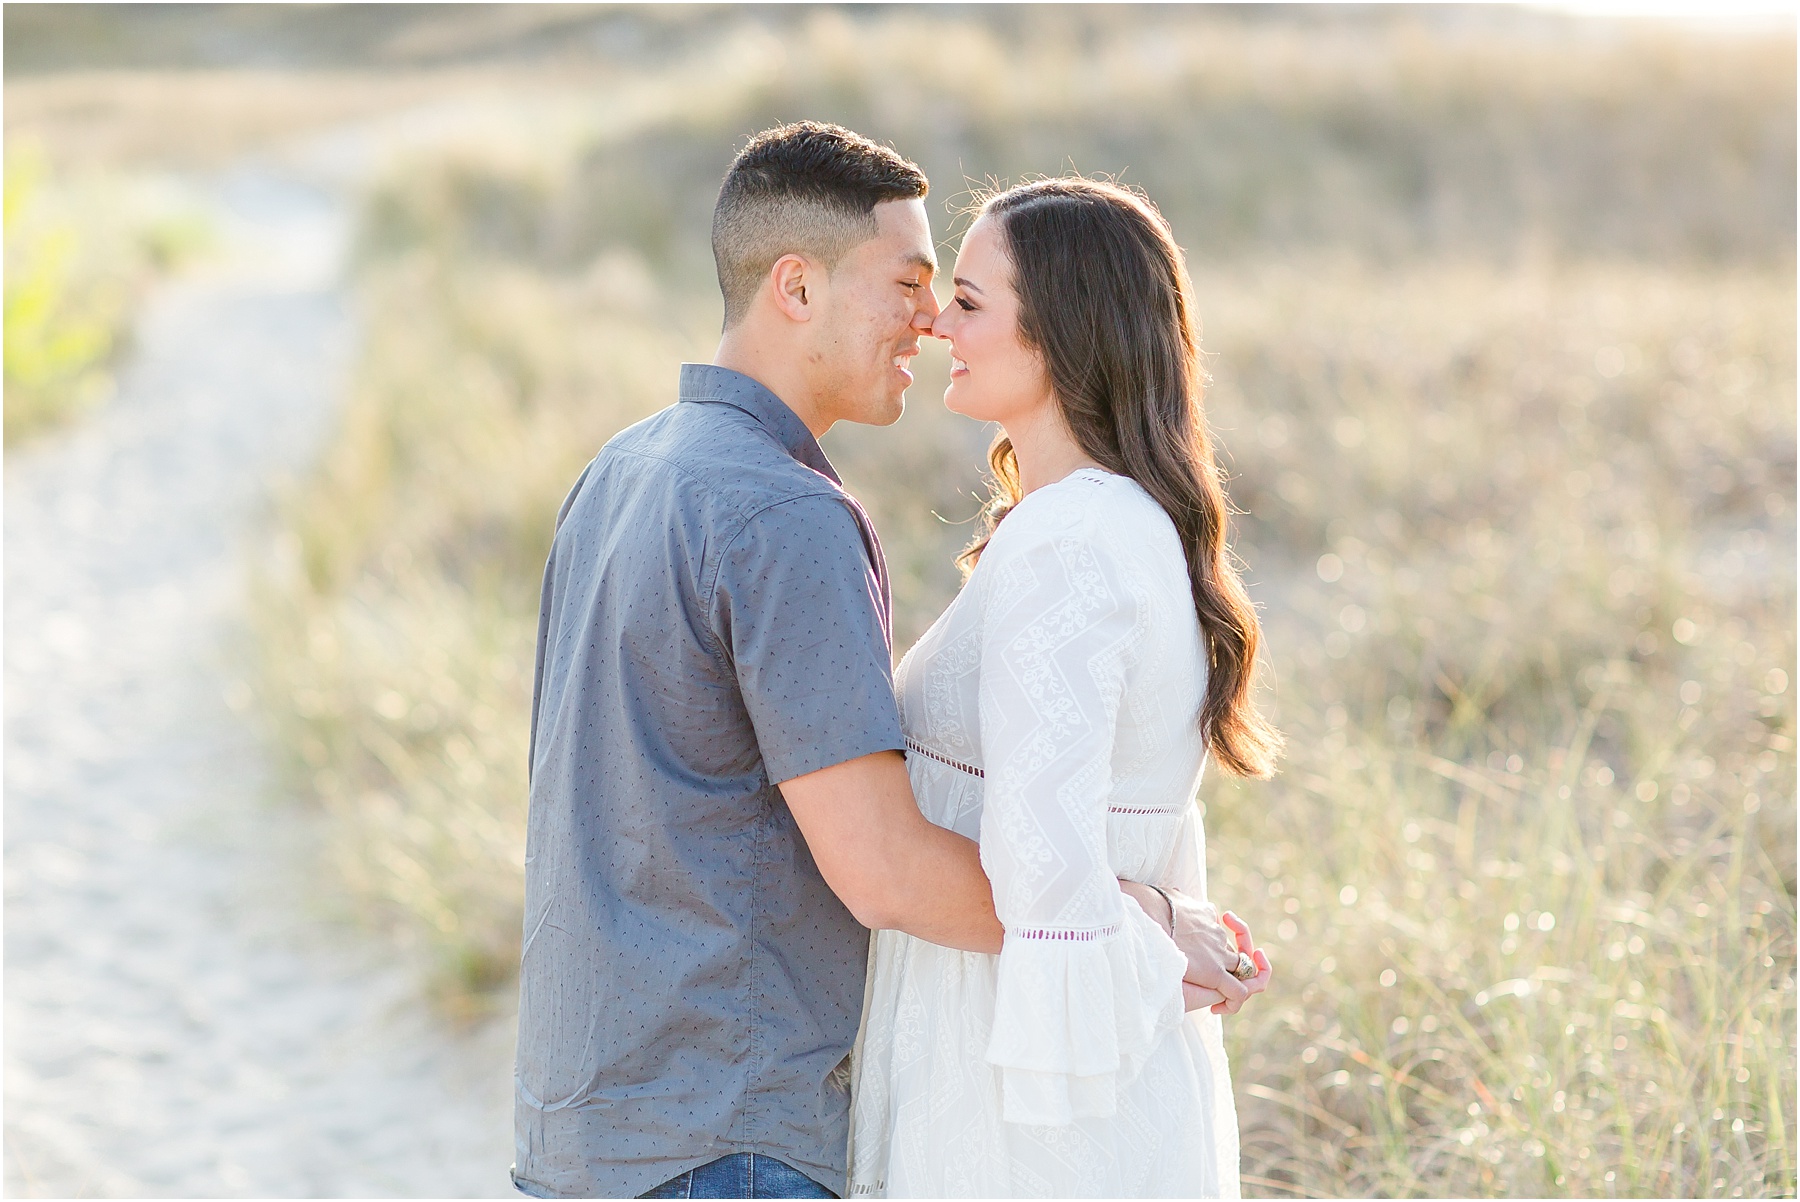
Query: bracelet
1147 883 1177 932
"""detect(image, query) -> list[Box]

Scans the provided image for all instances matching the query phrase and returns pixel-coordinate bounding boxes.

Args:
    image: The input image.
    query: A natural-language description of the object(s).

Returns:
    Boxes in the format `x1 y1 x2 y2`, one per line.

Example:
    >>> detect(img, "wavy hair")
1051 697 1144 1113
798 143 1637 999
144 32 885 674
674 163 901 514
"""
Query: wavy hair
956 177 1281 778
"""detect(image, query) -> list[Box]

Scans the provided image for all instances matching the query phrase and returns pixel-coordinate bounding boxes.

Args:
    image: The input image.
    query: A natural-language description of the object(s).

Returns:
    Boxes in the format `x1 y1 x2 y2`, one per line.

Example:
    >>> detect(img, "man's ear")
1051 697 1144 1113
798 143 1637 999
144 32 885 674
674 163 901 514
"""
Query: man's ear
768 253 816 323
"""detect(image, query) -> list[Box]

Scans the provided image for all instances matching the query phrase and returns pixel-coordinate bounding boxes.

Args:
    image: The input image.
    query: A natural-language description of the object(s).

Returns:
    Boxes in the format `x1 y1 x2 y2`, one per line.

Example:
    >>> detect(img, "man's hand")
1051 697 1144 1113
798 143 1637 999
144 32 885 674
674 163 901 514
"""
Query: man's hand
1120 883 1272 1015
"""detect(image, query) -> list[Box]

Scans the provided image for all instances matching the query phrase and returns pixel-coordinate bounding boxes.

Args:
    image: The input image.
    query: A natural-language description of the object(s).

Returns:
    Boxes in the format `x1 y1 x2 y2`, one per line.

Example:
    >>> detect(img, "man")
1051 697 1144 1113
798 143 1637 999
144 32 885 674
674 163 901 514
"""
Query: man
513 122 1267 1200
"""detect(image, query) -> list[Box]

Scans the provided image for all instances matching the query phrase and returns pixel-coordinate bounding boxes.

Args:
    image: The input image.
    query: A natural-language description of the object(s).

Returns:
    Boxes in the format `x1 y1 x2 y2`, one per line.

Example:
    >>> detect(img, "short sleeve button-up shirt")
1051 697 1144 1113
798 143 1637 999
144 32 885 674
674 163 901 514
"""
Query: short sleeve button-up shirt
513 364 904 1199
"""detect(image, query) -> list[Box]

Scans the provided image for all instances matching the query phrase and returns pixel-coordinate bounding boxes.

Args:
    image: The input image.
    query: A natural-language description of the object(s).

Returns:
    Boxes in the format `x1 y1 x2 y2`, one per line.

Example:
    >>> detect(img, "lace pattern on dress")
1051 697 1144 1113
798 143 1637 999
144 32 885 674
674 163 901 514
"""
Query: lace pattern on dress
1108 804 1188 815
903 736 984 779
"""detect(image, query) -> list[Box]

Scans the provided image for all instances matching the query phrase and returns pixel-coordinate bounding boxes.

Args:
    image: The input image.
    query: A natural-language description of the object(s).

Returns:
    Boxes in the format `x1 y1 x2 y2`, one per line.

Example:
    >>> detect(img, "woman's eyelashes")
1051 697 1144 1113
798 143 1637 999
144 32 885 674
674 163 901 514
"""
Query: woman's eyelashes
955 296 976 311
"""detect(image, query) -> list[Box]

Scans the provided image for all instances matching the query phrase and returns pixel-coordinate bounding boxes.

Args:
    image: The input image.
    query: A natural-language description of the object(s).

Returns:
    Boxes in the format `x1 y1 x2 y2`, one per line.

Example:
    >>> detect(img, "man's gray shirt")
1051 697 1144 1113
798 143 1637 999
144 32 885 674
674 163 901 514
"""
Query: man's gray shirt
513 364 904 1199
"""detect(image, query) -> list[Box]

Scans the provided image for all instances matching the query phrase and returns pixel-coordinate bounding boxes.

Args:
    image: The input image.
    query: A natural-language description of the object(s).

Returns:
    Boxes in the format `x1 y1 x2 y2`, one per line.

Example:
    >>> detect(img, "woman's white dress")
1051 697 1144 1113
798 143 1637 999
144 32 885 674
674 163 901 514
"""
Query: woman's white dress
848 468 1240 1198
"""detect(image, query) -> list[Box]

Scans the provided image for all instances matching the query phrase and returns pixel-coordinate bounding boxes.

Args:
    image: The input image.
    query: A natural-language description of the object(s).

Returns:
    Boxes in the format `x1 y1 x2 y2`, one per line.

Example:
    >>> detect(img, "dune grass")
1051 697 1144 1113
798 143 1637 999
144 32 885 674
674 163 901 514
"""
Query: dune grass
1194 261 1794 1196
250 7 1794 1192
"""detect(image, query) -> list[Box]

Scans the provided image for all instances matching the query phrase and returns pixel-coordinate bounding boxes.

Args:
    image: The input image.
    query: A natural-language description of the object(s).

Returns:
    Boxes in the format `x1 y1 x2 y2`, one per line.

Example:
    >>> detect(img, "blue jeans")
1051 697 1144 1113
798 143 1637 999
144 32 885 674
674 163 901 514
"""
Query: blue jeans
639 1154 837 1199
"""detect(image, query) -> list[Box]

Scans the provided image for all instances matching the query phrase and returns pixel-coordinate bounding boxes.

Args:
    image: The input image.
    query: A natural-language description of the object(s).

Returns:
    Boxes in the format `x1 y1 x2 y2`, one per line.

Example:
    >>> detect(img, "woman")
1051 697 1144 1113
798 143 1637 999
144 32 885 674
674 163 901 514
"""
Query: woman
848 178 1281 1198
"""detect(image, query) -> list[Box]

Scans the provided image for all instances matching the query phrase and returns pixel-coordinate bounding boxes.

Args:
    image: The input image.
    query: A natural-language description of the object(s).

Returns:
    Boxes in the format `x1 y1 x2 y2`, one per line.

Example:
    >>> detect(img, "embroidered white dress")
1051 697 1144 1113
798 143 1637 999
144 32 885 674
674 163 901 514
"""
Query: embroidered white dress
848 468 1239 1199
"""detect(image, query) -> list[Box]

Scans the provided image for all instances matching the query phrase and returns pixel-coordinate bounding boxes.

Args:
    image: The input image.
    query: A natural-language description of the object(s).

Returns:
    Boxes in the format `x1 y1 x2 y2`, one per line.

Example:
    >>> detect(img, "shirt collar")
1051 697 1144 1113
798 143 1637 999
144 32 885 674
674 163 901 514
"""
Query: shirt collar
678 363 839 484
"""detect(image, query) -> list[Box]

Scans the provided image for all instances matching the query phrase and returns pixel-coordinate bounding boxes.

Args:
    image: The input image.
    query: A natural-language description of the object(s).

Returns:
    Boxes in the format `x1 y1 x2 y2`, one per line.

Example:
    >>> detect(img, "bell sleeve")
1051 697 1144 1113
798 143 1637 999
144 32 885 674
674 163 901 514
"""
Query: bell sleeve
974 504 1189 1127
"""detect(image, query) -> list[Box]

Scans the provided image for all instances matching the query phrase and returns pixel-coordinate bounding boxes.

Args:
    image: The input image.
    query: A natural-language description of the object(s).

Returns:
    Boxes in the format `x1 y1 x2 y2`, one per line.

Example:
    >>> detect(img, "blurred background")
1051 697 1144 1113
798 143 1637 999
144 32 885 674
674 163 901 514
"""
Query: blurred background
4 3 1794 1197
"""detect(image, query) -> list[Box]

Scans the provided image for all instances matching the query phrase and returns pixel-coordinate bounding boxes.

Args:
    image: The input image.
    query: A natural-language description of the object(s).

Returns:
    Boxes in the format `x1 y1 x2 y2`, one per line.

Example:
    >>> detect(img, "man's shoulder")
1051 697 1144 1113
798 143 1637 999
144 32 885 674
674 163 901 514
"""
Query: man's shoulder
601 402 848 523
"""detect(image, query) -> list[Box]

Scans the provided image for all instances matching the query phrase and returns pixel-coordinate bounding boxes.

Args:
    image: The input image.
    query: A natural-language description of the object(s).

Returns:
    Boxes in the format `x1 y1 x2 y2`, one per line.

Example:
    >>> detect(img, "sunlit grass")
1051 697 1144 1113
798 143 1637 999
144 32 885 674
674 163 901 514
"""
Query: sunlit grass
1193 261 1795 1196
1218 730 1792 1196
1215 641 1793 1197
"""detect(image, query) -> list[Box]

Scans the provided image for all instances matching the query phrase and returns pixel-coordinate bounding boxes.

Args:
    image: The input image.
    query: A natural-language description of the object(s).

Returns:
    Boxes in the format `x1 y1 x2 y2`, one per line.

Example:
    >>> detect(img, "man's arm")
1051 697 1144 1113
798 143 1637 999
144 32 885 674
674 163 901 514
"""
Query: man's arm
779 750 1275 1022
779 750 1004 953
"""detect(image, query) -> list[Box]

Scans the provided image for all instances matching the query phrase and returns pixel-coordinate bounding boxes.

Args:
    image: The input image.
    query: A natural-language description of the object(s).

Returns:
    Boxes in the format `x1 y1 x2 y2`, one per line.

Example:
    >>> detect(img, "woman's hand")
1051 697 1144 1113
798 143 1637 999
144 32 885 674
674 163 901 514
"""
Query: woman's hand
1206 912 1272 1014
1119 881 1274 1014
1179 914 1273 1013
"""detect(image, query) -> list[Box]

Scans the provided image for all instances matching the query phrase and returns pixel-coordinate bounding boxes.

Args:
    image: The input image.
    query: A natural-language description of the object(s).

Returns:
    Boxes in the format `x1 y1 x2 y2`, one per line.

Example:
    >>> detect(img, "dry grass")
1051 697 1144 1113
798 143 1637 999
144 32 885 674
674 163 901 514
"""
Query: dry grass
1193 261 1794 1196
4 69 573 172
240 6 1794 1192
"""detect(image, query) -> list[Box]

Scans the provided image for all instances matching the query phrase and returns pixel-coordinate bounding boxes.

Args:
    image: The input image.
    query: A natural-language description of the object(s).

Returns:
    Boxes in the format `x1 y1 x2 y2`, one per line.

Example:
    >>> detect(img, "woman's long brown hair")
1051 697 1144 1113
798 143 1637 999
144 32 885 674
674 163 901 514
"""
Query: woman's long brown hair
956 177 1281 778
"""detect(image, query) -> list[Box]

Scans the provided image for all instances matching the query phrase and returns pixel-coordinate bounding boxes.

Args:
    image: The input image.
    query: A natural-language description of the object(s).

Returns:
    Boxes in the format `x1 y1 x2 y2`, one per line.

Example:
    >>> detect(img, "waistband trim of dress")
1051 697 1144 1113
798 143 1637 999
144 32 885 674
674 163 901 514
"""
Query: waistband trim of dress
903 737 984 779
1011 923 1122 942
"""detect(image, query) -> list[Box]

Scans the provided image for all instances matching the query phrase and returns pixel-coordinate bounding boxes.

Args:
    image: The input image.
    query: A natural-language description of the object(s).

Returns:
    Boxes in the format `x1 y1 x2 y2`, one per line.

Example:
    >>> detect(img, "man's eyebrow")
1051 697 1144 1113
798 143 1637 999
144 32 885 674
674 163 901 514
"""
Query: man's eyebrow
904 251 938 274
953 277 985 295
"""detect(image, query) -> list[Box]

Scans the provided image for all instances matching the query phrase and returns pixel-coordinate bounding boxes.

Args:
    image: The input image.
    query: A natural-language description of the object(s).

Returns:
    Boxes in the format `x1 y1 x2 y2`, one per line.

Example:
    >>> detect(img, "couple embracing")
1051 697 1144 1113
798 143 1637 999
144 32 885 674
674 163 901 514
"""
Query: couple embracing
513 122 1280 1200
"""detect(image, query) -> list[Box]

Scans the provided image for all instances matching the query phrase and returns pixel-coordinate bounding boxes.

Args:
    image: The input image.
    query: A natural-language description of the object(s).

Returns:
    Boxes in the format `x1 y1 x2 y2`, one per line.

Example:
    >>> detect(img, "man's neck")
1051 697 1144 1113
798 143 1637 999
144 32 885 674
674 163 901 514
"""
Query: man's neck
714 330 832 438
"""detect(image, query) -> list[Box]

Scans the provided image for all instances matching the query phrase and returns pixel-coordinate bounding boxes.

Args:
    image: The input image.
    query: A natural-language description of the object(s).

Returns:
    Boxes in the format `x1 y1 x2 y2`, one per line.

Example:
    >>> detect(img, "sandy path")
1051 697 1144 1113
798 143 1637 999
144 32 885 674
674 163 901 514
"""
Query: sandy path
4 165 515 1197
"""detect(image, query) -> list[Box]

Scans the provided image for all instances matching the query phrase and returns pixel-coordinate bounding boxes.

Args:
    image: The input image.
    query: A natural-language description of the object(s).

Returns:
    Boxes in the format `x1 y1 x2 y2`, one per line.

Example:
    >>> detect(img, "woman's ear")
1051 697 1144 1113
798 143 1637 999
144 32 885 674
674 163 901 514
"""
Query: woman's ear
768 253 814 322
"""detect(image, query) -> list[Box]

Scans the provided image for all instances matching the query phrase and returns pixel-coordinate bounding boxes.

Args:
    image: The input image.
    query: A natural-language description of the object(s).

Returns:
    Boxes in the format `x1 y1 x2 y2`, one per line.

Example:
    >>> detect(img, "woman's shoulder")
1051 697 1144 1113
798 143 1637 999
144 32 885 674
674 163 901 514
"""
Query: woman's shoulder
988 468 1174 559
981 469 1099 561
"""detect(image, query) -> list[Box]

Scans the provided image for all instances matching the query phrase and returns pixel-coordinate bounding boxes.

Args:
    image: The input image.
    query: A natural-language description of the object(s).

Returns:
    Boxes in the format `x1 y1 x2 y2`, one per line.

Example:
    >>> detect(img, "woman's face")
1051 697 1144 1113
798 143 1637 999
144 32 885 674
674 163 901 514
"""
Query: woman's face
932 215 1054 426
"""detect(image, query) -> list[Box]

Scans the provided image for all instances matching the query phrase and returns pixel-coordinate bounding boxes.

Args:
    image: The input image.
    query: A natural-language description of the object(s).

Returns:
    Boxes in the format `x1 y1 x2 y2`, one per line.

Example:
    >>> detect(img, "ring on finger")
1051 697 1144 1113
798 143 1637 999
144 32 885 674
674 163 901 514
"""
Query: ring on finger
1230 951 1257 981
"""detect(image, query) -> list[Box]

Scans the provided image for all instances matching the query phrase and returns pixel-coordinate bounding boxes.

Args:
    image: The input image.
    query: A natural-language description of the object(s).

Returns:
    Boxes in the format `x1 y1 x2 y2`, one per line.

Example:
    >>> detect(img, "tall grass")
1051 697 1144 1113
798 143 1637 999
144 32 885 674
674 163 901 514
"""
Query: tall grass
251 7 1794 1192
1194 262 1794 1196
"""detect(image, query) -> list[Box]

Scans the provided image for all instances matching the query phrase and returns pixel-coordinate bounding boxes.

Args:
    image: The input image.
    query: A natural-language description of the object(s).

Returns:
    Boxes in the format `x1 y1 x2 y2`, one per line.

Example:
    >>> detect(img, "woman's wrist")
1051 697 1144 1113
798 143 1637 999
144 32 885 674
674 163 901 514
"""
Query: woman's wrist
1118 879 1177 938
1146 883 1177 933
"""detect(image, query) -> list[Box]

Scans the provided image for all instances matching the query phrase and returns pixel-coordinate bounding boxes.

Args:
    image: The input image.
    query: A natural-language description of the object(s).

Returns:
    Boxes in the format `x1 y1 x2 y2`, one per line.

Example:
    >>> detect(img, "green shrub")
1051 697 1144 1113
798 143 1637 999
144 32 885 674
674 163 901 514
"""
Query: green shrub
3 146 211 443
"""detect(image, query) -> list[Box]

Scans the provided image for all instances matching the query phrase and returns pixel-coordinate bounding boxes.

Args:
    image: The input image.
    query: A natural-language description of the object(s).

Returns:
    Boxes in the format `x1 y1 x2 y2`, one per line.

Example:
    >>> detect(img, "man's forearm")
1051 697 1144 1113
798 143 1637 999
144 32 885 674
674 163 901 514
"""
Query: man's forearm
779 750 1267 971
871 822 1003 953
779 750 1002 954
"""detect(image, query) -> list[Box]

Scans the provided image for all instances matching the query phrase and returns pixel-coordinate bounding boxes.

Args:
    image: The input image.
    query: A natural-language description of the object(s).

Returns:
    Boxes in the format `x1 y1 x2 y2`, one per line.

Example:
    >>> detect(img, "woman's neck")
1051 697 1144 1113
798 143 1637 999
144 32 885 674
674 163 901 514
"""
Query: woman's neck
1004 403 1102 496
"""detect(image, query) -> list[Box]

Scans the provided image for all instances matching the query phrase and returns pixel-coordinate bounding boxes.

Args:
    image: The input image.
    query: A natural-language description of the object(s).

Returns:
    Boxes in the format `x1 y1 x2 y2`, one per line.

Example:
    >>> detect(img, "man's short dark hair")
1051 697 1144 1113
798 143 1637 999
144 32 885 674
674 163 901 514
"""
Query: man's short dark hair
712 121 928 329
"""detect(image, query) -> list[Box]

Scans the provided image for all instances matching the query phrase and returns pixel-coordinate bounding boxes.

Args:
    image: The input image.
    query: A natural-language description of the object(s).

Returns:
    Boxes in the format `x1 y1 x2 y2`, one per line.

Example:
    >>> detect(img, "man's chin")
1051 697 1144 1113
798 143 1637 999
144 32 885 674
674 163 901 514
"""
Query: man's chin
852 392 907 427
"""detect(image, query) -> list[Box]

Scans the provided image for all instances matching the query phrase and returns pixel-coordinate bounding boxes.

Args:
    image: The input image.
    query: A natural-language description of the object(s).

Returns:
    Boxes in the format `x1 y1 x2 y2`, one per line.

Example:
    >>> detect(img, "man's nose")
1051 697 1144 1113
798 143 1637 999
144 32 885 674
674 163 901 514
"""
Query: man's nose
912 288 942 329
